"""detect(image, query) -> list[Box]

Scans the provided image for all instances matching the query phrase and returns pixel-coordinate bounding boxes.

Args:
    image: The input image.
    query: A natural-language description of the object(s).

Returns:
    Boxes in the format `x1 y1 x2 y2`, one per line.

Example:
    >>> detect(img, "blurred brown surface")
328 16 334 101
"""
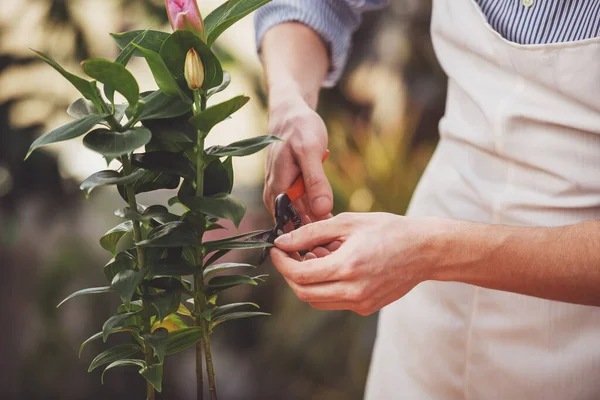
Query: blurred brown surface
0 0 443 398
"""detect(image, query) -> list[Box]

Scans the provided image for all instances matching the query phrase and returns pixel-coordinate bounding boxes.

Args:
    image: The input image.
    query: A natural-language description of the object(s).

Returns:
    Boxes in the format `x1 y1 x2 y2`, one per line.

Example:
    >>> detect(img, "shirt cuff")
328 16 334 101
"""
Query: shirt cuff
254 0 360 88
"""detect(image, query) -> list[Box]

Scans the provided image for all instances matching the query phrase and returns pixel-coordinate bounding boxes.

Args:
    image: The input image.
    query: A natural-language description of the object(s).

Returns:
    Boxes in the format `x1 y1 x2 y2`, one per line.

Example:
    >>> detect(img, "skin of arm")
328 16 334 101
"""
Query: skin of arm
260 23 334 220
270 213 600 315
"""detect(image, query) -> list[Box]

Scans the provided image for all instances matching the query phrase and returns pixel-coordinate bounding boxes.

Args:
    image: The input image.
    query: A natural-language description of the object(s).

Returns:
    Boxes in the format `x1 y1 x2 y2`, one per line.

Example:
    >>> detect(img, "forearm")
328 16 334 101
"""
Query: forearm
432 219 600 306
260 22 329 110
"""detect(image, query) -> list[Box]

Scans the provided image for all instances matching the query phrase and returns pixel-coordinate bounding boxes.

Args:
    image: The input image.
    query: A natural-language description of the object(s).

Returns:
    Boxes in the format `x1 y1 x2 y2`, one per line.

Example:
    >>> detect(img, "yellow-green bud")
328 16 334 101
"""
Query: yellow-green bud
184 48 204 90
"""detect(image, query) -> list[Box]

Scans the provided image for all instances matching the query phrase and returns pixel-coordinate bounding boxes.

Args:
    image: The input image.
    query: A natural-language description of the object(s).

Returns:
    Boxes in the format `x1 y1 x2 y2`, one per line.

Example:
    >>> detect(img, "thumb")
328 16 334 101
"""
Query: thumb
274 218 342 252
296 149 333 218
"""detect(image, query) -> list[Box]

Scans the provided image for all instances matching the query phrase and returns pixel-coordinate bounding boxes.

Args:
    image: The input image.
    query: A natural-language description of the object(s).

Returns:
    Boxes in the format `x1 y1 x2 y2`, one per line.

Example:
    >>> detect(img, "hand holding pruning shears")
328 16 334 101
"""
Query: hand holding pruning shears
263 98 333 223
270 213 445 316
250 151 330 264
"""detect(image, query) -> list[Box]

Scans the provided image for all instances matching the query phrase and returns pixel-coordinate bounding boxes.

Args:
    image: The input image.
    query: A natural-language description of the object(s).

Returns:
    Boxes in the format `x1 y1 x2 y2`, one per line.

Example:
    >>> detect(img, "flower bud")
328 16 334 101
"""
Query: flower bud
185 48 204 90
165 0 205 38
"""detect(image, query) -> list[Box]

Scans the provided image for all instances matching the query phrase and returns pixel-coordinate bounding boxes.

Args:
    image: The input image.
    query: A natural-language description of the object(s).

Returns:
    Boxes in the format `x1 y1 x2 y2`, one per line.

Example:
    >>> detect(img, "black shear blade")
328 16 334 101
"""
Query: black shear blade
244 229 273 244
244 227 278 265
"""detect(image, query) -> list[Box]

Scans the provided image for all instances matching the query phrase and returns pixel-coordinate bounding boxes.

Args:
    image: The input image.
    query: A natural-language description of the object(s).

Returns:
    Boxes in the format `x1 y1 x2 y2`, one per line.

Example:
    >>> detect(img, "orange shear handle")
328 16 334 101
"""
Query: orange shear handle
284 150 330 202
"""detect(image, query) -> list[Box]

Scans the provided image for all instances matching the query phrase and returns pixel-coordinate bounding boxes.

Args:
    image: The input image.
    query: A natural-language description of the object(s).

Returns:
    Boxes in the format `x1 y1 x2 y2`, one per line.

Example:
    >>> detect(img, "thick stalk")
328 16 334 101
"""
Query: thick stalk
121 155 155 400
192 90 217 400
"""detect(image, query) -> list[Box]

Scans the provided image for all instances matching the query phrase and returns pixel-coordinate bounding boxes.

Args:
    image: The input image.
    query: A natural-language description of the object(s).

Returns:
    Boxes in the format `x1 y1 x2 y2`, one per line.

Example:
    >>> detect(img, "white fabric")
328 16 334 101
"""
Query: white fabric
364 1 600 399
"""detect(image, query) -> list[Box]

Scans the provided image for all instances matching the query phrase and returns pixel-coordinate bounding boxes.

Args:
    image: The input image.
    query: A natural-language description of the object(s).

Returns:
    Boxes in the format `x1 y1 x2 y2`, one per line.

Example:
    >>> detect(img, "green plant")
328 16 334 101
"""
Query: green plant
25 1 274 399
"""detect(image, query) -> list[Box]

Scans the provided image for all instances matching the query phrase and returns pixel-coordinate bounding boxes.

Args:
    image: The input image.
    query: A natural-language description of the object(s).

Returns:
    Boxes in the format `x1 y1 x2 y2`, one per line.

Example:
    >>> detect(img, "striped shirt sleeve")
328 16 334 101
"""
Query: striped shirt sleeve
254 0 390 87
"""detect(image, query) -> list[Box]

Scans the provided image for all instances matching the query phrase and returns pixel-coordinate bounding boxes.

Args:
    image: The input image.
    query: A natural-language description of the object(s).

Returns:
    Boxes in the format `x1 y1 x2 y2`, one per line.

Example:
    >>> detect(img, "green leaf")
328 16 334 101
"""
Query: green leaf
67 98 102 119
159 30 223 90
111 270 145 308
223 156 234 192
111 30 170 55
100 221 133 255
206 135 280 157
80 169 145 197
118 169 181 202
118 299 144 314
31 49 104 110
106 29 150 102
206 71 231 98
114 205 171 223
210 311 270 328
212 302 259 318
102 311 142 342
207 274 258 290
205 0 272 46
188 95 249 134
204 249 230 268
131 152 194 179
203 158 232 196
164 327 203 355
203 263 256 279
83 127 152 158
104 256 137 283
182 193 246 228
134 44 185 98
101 359 145 384
152 313 188 332
137 90 193 120
137 222 200 248
203 229 272 253
25 114 106 159
143 328 168 363
205 240 272 253
151 259 197 276
140 363 163 392
79 328 139 358
147 277 188 292
57 286 112 308
141 113 196 143
67 99 128 123
88 343 142 372
149 291 181 322
82 58 140 107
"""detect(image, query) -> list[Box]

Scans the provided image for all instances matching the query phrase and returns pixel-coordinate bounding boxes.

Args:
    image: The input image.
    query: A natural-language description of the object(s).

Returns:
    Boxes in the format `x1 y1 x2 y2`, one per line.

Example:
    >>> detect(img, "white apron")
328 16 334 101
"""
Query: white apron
365 1 600 399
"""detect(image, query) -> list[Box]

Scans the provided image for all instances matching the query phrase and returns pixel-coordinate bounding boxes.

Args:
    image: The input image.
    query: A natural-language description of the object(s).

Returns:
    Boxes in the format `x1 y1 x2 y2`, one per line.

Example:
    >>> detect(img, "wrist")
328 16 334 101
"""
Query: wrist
424 218 489 283
268 81 319 111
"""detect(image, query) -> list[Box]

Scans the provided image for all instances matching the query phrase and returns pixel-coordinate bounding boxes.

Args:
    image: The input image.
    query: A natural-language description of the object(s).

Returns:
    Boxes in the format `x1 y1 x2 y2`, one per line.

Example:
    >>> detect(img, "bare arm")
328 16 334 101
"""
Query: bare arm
259 23 333 218
269 214 600 316
254 0 390 219
261 22 328 110
435 219 600 306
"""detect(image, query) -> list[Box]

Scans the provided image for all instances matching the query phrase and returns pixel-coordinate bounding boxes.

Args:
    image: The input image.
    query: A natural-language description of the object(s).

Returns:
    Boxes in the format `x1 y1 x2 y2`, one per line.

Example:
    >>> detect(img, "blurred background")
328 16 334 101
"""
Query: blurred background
0 0 445 398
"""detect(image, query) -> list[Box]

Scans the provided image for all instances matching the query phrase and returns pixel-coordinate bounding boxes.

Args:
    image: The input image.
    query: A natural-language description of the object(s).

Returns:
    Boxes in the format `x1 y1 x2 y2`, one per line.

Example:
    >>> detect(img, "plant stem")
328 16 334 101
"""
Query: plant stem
121 155 155 400
192 90 217 400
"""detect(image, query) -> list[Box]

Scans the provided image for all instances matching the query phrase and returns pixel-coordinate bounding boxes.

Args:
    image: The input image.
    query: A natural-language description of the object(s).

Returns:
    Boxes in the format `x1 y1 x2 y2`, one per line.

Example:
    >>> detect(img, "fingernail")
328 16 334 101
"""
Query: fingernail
274 234 290 246
312 196 329 212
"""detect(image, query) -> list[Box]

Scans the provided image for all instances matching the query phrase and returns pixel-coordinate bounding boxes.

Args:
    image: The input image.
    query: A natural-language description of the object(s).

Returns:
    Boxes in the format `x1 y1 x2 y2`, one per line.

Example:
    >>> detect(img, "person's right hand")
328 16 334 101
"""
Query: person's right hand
264 94 333 223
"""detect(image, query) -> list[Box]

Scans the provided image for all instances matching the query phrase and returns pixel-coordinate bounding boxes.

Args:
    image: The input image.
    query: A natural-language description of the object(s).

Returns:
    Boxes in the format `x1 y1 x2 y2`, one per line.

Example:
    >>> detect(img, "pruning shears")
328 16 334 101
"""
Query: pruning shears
250 150 330 265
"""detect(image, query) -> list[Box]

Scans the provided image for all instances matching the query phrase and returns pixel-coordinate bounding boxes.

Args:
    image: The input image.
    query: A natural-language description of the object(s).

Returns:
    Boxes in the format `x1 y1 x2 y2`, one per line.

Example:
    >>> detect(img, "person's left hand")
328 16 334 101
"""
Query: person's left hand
270 212 447 316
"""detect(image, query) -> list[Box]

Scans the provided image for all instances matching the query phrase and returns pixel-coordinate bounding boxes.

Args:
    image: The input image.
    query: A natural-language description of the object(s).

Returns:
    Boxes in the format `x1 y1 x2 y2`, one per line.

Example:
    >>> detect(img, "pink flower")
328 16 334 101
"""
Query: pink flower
166 0 205 38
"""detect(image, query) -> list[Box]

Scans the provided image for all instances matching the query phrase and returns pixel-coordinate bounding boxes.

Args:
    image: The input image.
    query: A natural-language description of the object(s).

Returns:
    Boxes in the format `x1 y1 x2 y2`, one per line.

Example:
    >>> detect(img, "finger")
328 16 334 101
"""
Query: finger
264 146 299 215
309 301 356 311
271 247 342 285
326 241 342 252
274 218 347 252
286 279 356 303
311 246 331 258
292 144 333 218
303 252 317 261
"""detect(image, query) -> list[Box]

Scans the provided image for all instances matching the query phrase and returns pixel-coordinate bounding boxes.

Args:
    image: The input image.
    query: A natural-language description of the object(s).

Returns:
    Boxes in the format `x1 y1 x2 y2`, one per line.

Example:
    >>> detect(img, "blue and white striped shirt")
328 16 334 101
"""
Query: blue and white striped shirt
255 0 600 86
